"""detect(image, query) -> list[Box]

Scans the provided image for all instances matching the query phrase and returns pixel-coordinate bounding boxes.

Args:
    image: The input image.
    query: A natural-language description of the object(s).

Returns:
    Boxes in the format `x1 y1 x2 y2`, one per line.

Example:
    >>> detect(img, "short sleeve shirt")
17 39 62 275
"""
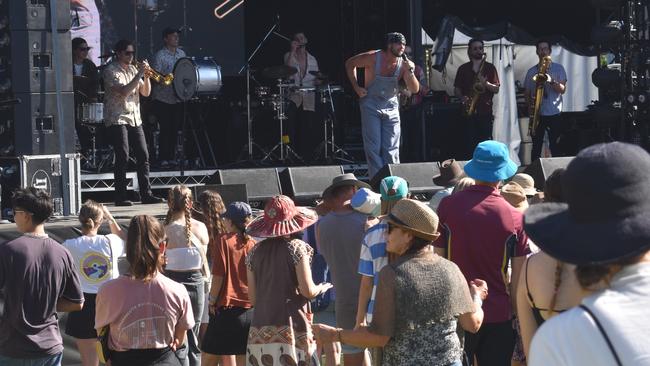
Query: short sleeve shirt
435 185 530 323
63 234 125 294
95 273 194 352
524 62 567 116
0 234 84 358
151 47 186 104
454 61 500 116
357 220 389 323
212 233 255 308
103 62 143 127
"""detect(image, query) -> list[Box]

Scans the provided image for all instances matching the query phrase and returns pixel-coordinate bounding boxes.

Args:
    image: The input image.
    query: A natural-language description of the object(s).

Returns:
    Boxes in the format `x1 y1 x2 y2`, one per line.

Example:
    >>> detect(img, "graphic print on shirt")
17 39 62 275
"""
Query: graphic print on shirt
80 251 111 282
118 302 173 349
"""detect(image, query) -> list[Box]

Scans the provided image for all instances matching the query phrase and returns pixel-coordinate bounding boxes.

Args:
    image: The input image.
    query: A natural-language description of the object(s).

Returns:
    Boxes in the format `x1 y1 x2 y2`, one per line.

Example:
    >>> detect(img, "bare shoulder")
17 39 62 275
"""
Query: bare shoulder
347 50 378 66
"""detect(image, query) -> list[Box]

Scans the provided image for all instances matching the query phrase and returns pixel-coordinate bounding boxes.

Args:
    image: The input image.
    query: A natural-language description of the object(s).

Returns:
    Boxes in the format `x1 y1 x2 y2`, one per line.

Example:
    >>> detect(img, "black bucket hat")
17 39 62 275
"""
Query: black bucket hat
524 142 650 265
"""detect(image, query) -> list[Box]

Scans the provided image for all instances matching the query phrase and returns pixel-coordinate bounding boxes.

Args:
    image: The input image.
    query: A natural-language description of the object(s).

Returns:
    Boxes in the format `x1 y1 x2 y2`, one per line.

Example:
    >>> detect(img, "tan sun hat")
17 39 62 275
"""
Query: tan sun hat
511 173 537 196
384 199 440 241
501 181 529 211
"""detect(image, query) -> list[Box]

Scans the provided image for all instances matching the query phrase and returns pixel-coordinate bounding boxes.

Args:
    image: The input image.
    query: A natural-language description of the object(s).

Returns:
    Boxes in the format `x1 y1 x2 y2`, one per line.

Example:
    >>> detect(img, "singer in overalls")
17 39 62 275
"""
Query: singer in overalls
345 32 420 178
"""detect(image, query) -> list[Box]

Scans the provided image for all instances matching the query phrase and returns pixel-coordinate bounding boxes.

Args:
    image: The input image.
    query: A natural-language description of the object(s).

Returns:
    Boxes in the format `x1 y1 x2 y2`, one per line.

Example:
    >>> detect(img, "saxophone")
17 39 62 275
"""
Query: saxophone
529 56 552 137
465 53 487 116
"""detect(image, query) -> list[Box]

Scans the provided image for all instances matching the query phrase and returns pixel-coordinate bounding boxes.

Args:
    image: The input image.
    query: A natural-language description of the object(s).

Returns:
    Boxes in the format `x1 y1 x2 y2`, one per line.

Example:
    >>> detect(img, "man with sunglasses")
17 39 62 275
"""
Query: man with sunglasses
72 37 99 160
103 39 164 206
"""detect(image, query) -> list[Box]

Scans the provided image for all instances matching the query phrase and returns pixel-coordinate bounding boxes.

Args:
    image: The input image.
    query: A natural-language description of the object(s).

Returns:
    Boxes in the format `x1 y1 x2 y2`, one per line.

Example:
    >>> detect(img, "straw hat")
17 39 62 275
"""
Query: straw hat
246 195 317 238
384 199 440 241
501 181 529 211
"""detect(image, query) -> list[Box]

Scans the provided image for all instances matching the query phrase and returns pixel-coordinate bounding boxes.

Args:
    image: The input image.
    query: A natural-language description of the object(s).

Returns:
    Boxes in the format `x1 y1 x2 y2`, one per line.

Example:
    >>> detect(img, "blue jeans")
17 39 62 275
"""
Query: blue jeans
0 353 62 366
165 270 204 366
360 97 401 178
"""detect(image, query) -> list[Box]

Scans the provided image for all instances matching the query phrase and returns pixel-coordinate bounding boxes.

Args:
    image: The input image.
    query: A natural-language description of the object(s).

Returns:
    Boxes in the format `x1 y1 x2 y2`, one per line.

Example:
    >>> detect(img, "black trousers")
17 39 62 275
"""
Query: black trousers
154 100 184 161
531 114 564 159
286 102 321 162
465 114 494 157
108 124 152 201
399 103 425 162
463 320 515 366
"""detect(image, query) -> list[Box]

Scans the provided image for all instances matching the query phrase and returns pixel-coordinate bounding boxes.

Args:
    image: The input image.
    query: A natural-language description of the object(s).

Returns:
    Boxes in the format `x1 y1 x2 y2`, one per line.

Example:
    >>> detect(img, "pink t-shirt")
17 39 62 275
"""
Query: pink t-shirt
95 273 194 351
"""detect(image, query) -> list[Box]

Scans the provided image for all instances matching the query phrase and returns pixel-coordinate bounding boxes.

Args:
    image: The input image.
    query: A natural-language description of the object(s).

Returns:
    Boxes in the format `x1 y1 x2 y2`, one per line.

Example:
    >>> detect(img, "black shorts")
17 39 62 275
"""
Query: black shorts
65 292 97 339
201 306 253 355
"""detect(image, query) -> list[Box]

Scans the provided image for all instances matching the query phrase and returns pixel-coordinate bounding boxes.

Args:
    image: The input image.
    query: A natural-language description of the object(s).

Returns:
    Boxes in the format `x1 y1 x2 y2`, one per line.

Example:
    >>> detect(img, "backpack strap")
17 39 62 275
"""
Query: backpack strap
579 304 622 366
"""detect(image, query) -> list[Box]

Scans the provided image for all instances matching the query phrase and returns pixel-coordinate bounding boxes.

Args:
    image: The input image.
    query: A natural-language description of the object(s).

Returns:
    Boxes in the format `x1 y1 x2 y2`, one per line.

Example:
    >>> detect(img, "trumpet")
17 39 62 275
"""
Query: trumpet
137 60 174 86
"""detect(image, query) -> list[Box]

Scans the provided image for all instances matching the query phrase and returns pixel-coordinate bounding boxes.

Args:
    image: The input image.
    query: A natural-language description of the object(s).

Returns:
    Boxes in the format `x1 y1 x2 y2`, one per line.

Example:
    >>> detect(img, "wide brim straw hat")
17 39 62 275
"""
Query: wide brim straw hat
384 199 440 241
246 195 318 238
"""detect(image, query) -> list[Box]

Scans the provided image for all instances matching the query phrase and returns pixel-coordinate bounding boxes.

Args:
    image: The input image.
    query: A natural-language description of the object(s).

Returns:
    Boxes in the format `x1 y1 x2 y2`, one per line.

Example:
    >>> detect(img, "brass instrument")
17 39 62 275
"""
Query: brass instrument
465 53 487 116
528 55 552 137
137 60 174 86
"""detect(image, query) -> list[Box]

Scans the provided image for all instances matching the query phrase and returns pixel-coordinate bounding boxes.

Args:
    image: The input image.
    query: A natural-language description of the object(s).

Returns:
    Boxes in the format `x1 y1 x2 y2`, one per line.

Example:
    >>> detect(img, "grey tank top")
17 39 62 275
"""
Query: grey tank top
365 50 402 102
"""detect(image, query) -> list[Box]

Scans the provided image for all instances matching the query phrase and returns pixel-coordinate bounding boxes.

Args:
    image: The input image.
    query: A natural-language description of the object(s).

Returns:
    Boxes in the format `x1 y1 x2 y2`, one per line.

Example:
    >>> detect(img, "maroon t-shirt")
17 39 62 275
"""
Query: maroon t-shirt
435 185 529 323
454 61 500 116
0 234 84 358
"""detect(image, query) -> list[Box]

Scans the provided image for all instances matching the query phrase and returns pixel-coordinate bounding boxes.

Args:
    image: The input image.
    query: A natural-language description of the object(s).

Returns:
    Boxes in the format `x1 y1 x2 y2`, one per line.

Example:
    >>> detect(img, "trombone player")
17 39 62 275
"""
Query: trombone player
103 39 164 206
524 39 567 160
152 27 186 168
454 39 500 157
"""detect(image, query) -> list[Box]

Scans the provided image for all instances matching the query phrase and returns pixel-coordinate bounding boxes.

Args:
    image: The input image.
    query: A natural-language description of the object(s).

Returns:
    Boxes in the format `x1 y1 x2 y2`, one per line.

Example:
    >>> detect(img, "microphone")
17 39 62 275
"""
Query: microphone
402 54 414 73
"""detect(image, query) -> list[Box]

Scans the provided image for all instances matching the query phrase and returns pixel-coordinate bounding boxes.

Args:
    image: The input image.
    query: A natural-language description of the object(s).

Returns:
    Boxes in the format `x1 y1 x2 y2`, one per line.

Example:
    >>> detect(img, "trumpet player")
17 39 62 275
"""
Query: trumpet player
103 39 163 206
152 27 186 168
454 39 500 156
524 39 567 160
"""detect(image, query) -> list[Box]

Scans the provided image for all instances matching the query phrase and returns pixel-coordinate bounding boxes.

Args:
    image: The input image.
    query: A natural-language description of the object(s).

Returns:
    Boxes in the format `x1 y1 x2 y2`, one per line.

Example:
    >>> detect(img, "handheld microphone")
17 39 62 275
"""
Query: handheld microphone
402 54 414 73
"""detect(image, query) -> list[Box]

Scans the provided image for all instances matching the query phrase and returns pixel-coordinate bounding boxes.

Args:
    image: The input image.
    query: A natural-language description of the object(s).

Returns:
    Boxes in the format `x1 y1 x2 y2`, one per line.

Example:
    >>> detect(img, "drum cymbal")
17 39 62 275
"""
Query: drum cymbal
261 65 297 79
309 70 329 80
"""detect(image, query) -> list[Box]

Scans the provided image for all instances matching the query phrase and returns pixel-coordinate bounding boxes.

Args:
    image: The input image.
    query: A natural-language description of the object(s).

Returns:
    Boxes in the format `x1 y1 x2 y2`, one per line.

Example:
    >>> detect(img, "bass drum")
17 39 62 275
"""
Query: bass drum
173 57 222 101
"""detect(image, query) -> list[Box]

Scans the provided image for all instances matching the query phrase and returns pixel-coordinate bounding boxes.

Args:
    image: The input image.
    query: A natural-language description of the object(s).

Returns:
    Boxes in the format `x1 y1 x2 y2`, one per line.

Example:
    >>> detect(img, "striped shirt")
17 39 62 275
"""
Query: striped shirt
357 220 389 323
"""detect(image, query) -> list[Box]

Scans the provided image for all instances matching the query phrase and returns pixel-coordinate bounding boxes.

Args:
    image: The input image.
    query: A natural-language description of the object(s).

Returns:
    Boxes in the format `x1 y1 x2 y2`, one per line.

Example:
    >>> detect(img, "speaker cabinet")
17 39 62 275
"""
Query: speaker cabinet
280 165 345 205
370 162 443 199
214 168 282 207
524 157 574 190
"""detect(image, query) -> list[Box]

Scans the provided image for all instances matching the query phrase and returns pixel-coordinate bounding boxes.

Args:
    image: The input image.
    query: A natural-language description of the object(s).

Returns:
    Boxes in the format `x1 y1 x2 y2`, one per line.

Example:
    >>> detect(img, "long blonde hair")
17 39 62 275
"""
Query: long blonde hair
198 190 226 245
165 185 193 244
79 199 104 231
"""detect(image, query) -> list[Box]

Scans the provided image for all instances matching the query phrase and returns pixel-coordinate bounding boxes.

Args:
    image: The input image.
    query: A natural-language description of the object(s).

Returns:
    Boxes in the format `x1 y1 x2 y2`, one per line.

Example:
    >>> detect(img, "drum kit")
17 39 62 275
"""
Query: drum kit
247 65 352 164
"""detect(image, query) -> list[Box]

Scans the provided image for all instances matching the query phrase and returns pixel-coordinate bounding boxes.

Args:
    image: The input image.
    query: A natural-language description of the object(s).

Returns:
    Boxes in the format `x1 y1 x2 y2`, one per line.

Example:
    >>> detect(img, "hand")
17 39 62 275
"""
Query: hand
209 302 217 316
319 282 333 295
353 320 367 330
406 60 415 72
169 337 181 351
478 74 488 86
470 279 488 301
312 323 339 343
354 86 368 98
545 74 553 84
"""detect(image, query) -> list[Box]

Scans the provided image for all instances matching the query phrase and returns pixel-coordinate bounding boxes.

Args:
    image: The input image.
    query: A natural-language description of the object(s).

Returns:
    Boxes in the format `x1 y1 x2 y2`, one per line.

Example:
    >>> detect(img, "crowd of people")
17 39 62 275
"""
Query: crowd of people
1 139 650 366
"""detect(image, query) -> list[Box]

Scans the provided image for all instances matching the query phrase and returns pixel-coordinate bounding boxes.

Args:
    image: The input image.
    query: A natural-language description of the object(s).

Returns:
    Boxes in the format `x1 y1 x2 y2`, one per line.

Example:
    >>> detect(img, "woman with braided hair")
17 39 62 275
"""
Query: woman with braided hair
164 185 210 366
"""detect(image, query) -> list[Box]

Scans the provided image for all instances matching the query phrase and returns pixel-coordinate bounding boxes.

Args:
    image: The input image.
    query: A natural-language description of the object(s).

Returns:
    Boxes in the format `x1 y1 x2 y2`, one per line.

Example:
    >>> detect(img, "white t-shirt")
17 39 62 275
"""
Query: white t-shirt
63 234 125 294
529 262 650 366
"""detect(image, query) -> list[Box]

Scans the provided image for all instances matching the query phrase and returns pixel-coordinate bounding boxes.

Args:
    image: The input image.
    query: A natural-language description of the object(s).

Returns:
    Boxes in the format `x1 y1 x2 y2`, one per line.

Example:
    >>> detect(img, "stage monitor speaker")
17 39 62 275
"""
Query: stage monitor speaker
214 168 281 207
8 0 71 31
524 157 574 190
12 92 75 155
280 165 345 205
10 30 73 93
192 184 248 207
370 162 442 199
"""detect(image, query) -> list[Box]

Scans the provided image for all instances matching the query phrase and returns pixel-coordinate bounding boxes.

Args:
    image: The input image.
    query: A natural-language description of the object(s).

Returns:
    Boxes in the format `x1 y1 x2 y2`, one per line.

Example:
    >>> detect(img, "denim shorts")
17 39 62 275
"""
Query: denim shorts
0 353 62 366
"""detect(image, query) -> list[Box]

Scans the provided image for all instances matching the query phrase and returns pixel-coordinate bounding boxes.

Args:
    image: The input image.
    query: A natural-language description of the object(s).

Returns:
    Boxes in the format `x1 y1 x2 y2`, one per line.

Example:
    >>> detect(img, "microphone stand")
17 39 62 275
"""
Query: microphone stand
238 16 281 162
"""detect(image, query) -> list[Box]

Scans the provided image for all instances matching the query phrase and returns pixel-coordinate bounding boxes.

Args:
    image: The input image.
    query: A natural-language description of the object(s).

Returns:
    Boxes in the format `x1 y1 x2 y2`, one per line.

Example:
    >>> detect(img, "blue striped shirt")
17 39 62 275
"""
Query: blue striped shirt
357 220 389 323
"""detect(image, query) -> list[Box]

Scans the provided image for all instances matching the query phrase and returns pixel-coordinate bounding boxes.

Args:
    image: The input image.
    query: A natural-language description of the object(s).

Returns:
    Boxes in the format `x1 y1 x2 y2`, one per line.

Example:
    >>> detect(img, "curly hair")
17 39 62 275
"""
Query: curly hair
126 215 165 281
166 185 193 244
198 190 226 258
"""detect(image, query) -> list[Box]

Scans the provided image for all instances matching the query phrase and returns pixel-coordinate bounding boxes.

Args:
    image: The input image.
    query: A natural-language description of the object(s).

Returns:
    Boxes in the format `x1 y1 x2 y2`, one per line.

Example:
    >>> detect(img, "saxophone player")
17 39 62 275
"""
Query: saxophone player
524 39 567 160
454 39 500 156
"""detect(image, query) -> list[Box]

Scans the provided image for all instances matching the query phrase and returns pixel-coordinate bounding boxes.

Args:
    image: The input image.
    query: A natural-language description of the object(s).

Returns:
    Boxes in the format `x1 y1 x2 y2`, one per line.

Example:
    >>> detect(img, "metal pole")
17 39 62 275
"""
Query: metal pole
50 0 72 216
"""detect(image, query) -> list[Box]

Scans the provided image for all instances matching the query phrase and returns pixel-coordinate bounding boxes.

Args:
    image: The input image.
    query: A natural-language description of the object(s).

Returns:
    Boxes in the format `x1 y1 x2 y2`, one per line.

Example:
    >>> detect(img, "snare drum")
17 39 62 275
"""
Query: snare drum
173 57 222 101
80 103 104 124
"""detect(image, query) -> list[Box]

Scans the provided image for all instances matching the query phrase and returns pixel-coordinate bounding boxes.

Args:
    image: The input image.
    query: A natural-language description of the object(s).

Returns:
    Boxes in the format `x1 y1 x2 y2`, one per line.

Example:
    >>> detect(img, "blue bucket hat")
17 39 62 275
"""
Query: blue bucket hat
223 201 252 226
464 140 517 182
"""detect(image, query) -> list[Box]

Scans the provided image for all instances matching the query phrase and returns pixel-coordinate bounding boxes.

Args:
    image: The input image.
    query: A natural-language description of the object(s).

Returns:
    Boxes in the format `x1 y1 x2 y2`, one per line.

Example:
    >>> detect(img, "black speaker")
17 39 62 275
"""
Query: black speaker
192 184 248 206
12 92 75 155
8 0 71 31
280 165 345 205
524 157 574 190
10 30 73 93
370 162 443 198
214 168 282 207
